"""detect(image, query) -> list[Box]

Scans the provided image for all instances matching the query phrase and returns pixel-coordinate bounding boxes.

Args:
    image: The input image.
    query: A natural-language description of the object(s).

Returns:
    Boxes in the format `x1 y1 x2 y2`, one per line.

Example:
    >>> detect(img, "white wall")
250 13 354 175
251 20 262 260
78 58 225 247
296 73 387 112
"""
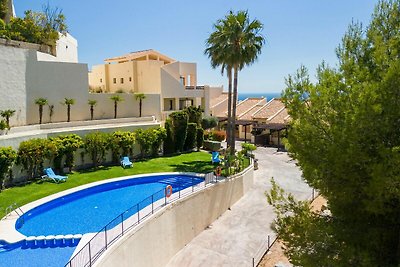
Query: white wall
0 45 29 126
55 33 79 63
96 166 254 267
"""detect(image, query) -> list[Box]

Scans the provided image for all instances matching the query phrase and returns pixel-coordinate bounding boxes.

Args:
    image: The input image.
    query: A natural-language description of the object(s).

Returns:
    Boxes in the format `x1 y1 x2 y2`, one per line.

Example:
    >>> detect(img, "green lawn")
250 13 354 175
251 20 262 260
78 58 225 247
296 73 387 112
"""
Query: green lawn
0 151 214 218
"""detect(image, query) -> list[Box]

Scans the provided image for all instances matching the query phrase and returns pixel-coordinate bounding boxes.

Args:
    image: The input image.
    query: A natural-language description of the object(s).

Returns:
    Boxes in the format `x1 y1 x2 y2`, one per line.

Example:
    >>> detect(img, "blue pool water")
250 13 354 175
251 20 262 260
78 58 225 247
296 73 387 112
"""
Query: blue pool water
17 174 202 236
0 244 76 267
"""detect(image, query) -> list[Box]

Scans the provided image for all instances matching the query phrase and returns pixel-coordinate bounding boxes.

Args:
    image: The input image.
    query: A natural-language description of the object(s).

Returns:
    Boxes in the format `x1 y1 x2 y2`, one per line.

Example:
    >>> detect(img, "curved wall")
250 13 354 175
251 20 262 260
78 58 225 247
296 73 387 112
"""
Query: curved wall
95 166 254 267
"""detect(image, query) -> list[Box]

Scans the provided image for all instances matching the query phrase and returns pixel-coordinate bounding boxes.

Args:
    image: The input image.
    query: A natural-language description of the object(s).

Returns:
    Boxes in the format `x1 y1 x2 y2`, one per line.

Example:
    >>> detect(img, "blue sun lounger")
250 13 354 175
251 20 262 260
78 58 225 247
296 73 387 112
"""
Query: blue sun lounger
211 151 221 164
121 156 133 168
42 168 68 183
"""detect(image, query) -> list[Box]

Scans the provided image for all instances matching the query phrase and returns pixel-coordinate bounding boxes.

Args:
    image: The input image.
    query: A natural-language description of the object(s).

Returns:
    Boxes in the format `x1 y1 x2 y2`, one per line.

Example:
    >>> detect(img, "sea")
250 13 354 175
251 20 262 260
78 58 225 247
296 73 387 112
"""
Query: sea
238 92 282 101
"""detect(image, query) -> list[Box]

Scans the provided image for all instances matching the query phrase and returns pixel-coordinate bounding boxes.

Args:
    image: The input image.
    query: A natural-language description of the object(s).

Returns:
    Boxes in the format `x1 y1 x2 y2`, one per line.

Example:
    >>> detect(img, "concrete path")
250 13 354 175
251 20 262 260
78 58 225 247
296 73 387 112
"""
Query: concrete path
165 146 312 267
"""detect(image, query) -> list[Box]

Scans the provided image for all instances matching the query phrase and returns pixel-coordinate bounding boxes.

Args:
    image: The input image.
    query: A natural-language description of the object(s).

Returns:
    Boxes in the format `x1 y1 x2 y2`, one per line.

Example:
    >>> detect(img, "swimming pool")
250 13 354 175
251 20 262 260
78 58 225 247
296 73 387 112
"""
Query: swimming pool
16 174 203 236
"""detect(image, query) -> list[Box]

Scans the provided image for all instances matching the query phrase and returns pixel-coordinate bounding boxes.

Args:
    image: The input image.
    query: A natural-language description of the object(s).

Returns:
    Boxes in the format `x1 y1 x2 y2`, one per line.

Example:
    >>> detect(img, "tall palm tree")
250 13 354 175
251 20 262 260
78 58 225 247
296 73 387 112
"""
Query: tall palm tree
62 98 75 122
134 93 146 117
110 95 124 119
206 11 265 155
0 109 15 129
88 99 97 120
35 98 48 124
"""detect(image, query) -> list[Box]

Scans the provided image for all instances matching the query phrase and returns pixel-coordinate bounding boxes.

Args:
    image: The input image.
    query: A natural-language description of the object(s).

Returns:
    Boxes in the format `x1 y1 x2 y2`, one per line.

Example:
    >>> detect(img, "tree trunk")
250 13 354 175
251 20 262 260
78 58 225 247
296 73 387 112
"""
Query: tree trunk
90 106 94 120
139 100 142 117
39 105 43 124
67 105 71 122
230 66 239 155
227 67 233 152
114 102 117 119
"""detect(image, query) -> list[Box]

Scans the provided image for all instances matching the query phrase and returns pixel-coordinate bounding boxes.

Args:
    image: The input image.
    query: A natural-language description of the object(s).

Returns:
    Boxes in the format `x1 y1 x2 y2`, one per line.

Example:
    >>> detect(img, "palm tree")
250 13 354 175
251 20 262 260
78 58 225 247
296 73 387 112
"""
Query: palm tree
110 95 124 119
206 11 265 155
88 99 97 120
134 93 146 117
35 98 48 124
62 98 75 122
0 109 15 129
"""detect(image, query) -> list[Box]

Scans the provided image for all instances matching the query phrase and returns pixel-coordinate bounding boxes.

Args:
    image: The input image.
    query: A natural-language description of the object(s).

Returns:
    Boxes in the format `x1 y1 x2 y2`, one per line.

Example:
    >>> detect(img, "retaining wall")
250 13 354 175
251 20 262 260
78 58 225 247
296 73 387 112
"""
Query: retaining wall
95 166 254 267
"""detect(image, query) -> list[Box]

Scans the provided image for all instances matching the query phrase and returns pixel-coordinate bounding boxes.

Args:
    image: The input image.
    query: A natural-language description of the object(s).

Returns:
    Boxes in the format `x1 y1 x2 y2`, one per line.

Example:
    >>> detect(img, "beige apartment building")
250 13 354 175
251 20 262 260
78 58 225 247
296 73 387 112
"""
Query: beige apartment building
89 49 223 120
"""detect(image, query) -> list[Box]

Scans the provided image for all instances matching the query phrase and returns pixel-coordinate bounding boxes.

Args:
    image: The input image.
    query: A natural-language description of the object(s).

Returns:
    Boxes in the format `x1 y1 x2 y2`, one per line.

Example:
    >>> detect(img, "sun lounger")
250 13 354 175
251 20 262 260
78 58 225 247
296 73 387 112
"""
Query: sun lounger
211 151 221 164
121 156 133 168
42 168 68 183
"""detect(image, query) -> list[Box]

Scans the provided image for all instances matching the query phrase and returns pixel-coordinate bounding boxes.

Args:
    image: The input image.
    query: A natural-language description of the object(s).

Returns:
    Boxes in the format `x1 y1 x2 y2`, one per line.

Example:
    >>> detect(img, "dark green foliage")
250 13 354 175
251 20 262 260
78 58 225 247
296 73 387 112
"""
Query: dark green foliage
201 116 218 130
0 146 16 190
196 127 204 150
0 109 15 129
108 131 135 163
163 119 175 155
17 138 56 179
135 127 167 158
241 143 256 156
50 134 83 173
184 106 203 125
269 1 400 266
170 111 188 152
0 0 7 21
3 6 67 46
83 132 109 168
184 123 197 151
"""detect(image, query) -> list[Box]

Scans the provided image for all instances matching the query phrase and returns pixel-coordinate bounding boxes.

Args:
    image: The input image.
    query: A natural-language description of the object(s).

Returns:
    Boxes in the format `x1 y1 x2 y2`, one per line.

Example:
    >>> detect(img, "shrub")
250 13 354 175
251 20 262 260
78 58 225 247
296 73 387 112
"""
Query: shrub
201 116 219 130
163 119 175 155
83 132 109 168
51 134 83 173
184 123 197 151
109 131 135 163
185 106 203 125
136 127 167 157
211 130 226 142
196 127 204 150
0 120 7 131
241 143 257 156
0 147 17 190
170 111 188 152
17 138 56 179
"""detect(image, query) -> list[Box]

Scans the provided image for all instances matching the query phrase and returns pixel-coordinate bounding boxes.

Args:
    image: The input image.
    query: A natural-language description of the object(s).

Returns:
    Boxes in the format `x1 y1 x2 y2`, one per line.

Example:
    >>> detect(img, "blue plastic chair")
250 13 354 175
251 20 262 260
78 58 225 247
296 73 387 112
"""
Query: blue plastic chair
43 168 68 183
121 156 133 168
211 151 221 164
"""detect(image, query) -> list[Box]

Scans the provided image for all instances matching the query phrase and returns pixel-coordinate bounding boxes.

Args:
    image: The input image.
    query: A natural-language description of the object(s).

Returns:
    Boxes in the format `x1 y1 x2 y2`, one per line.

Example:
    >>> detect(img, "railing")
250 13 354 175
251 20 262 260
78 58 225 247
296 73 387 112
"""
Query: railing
4 203 25 223
185 86 204 90
251 188 319 266
65 174 217 267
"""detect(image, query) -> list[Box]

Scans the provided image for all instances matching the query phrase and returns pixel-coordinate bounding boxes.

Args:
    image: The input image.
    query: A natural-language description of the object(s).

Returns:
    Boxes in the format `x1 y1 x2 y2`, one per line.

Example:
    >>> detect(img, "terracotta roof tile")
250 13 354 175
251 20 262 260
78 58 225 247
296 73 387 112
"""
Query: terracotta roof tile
252 99 285 120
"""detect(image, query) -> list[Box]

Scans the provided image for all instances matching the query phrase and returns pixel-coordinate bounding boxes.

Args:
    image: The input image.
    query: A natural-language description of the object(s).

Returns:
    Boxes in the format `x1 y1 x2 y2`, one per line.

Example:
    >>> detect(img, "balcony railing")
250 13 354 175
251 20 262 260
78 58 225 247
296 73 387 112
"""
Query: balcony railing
185 86 204 90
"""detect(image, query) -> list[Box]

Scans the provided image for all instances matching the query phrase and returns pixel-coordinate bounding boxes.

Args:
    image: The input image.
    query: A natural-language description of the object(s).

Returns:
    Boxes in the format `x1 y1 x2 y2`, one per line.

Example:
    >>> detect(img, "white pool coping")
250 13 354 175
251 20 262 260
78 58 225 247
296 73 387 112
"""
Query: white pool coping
0 172 205 244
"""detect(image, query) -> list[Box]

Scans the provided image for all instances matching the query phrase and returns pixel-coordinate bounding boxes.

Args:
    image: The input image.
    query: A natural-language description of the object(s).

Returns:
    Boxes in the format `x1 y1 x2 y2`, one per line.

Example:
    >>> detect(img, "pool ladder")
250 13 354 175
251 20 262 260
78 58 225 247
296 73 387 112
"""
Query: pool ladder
4 203 25 224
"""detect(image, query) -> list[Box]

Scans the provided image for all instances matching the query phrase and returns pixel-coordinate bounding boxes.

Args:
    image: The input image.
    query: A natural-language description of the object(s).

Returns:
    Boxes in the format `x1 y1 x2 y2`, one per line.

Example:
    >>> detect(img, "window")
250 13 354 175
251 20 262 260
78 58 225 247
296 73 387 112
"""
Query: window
120 78 124 84
169 100 173 110
113 78 116 84
129 77 132 82
100 78 102 83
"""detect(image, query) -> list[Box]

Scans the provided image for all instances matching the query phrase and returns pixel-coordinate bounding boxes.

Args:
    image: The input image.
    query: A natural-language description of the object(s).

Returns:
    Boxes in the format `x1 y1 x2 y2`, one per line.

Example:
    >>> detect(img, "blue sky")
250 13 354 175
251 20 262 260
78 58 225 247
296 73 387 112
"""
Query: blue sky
15 1 378 94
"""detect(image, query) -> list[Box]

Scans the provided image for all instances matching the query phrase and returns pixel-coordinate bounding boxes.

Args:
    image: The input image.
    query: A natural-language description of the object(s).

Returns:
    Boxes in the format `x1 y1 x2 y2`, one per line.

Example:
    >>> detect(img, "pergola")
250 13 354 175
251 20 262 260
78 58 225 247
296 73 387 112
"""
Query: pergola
217 118 253 143
252 123 288 147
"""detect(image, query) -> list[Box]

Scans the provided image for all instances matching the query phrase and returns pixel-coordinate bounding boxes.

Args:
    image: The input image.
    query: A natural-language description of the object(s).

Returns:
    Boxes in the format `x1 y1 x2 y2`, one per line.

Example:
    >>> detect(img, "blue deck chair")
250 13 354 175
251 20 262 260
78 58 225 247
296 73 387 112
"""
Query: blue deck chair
121 156 133 168
42 168 68 183
211 151 221 164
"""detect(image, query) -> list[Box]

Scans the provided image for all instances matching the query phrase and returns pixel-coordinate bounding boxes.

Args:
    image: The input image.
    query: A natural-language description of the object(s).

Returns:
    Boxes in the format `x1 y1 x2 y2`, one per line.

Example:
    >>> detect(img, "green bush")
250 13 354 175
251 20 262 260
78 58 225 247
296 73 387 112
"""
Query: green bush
109 131 135 163
136 127 167 158
170 111 188 152
196 127 204 150
17 138 56 179
0 147 17 190
51 134 83 173
83 132 109 168
201 116 218 130
241 143 257 156
163 119 175 155
210 130 226 142
185 106 203 125
184 123 197 151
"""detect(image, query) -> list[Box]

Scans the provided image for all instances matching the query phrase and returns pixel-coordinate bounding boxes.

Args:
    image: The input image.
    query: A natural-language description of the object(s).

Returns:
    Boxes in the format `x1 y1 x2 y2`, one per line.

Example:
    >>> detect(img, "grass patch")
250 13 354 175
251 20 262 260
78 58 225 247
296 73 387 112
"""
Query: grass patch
0 152 214 218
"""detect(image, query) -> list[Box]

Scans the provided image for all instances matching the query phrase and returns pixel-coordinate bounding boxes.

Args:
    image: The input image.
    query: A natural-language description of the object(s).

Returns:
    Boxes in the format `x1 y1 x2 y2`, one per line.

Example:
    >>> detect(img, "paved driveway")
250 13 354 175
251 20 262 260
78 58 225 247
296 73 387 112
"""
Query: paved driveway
165 146 312 267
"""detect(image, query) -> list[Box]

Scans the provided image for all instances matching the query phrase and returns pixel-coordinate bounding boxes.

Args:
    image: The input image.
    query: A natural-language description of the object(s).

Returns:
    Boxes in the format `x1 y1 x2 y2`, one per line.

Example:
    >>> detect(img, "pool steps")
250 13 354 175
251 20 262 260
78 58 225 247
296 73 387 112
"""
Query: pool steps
0 234 81 252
